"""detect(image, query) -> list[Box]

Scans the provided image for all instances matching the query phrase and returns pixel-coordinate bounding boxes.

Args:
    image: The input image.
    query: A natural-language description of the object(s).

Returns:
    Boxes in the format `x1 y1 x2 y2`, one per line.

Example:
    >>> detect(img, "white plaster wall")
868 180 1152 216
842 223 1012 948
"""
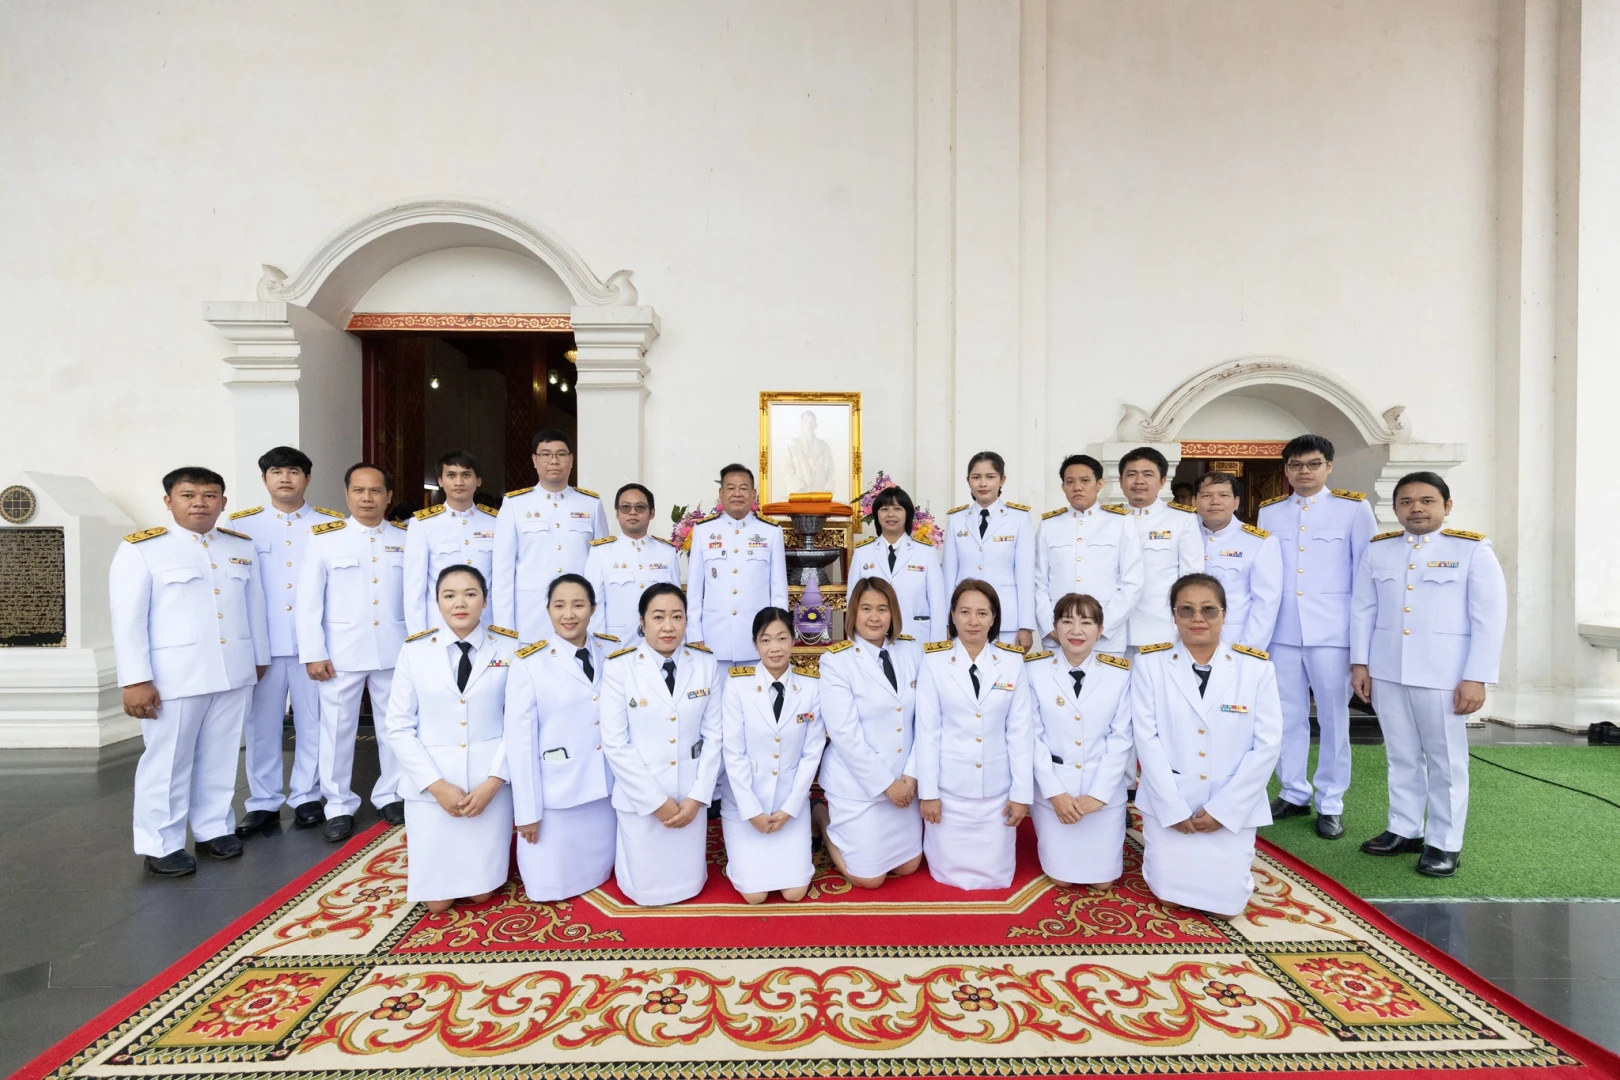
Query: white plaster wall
356 248 574 314
1176 395 1307 441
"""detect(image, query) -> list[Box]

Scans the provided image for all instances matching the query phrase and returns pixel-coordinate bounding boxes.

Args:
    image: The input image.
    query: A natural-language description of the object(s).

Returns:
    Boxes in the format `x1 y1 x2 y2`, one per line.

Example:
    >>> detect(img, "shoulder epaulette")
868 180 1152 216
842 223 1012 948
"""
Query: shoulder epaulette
477 503 498 517
994 640 1026 655
1330 488 1367 501
685 642 713 654
404 627 438 642
694 512 720 525
1097 653 1131 671
488 625 517 639
515 641 546 660
1138 641 1173 654
573 486 600 499
312 520 345 535
897 634 915 641
124 526 166 544
1443 528 1485 541
913 534 936 546
216 527 251 541
1233 643 1270 661
1259 494 1288 509
947 503 970 515
1023 649 1054 663
1101 503 1129 515
413 504 446 521
854 535 878 548
589 535 617 547
312 506 345 518
1372 530 1404 542
924 640 954 653
593 633 620 644
228 506 262 520
607 645 637 660
1168 502 1197 513
1041 507 1067 520
790 660 820 678
390 519 409 530
825 639 854 654
1242 523 1270 539
650 534 673 547
729 665 755 678
1005 501 1030 512
505 486 534 498
758 514 784 528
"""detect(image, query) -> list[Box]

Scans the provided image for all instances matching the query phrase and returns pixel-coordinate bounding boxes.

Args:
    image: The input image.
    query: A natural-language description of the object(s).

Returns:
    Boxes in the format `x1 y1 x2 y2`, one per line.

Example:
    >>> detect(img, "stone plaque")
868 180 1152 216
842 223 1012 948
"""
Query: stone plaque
0 528 66 647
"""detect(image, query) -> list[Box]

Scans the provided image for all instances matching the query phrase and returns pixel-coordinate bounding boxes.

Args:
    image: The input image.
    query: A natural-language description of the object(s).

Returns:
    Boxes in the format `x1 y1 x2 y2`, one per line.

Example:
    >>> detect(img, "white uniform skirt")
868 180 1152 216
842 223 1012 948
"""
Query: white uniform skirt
1139 811 1258 917
614 806 709 906
825 792 923 879
923 792 1016 891
719 799 813 894
1031 798 1125 885
403 786 513 903
515 797 616 902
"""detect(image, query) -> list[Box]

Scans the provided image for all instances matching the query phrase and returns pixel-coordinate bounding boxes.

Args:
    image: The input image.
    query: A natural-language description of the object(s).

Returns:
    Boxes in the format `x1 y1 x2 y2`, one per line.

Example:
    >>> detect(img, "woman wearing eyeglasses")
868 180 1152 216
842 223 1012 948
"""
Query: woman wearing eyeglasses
1130 573 1282 919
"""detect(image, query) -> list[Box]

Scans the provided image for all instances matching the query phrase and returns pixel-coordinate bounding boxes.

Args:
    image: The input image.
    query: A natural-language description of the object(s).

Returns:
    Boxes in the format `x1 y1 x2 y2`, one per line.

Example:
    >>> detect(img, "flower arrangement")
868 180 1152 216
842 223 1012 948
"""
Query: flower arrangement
669 499 762 551
859 471 940 546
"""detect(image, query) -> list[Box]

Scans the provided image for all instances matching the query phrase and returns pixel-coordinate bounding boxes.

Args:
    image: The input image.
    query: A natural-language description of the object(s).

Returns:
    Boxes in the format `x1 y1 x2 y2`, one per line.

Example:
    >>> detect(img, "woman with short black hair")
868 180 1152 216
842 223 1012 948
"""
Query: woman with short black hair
942 452 1036 649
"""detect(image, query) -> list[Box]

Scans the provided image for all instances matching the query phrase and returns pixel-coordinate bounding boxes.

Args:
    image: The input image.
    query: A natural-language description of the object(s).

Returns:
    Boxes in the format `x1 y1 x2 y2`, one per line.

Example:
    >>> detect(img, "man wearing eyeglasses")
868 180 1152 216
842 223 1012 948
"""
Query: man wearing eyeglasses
493 429 609 642
585 483 682 641
1256 434 1376 841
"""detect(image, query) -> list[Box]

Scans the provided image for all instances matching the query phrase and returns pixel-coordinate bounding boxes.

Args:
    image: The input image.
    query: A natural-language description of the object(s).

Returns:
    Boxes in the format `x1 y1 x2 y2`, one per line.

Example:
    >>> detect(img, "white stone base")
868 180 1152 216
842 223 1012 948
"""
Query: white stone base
1479 685 1620 733
0 646 138 748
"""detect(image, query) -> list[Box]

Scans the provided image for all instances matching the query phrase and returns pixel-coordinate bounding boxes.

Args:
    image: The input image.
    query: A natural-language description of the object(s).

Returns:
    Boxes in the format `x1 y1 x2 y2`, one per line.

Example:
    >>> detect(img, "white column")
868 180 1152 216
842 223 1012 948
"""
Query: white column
571 305 660 494
203 301 302 501
1017 0 1050 514
912 0 957 515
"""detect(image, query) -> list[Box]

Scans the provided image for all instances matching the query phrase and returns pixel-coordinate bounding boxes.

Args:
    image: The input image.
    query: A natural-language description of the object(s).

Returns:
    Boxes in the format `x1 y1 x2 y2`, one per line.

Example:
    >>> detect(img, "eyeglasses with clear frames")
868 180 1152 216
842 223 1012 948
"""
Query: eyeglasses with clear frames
534 451 573 462
1173 604 1224 620
617 503 651 514
1283 458 1328 472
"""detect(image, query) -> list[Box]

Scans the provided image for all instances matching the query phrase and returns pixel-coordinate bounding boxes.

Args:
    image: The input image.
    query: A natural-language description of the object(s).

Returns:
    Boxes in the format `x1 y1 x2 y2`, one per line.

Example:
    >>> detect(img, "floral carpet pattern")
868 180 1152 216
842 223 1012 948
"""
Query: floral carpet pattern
23 815 1620 1079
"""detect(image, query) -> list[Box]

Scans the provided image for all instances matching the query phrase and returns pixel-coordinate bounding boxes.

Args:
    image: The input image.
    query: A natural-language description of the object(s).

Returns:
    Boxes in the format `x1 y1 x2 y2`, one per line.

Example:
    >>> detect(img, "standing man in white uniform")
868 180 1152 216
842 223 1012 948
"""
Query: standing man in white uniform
847 484 947 641
230 446 345 835
296 463 410 842
1258 434 1377 841
404 449 498 635
1194 471 1282 648
1352 472 1506 877
110 466 270 876
1034 454 1143 655
1119 447 1203 651
493 428 609 642
585 483 682 642
686 464 788 666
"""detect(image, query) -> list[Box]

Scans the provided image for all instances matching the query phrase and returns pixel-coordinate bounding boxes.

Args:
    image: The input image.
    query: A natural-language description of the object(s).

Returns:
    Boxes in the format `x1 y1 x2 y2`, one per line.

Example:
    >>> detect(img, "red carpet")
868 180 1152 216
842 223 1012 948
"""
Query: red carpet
16 815 1620 1079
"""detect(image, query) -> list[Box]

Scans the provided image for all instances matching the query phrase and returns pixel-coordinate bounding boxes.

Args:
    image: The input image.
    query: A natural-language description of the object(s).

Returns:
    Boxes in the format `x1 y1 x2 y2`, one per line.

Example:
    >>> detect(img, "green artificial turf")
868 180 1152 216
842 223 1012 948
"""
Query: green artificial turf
1259 744 1620 900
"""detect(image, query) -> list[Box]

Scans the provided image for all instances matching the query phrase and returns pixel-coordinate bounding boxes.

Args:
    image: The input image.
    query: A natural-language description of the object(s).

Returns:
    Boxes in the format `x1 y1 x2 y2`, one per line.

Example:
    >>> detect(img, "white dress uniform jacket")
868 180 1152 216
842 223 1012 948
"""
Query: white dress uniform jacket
404 502 498 635
1125 501 1204 647
1033 503 1144 651
943 499 1037 640
685 512 789 662
1201 517 1284 648
847 534 948 641
492 485 608 642
295 519 409 672
585 533 682 642
1259 490 1378 649
229 503 340 658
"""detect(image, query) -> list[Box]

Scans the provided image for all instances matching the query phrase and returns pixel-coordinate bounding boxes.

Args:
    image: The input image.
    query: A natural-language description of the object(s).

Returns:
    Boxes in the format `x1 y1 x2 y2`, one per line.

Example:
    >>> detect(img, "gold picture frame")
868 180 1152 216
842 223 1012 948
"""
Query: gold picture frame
758 392 862 505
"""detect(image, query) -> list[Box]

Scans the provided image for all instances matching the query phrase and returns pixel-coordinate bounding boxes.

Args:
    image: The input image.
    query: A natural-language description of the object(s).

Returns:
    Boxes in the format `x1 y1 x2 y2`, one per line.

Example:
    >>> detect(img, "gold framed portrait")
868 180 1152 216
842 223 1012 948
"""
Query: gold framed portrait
758 392 861 505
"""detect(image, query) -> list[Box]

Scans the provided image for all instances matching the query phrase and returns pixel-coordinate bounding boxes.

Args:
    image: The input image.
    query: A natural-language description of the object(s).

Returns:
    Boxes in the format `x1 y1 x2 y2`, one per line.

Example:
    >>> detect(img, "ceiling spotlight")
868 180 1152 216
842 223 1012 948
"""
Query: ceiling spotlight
559 380 570 393
548 371 558 385
429 377 440 389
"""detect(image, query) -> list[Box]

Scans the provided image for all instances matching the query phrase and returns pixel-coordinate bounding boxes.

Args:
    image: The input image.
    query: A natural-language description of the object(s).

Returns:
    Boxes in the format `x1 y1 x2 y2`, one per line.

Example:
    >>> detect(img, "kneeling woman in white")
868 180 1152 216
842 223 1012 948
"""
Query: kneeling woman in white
813 577 924 889
1027 592 1134 887
599 583 724 906
719 607 827 903
1132 573 1282 919
916 578 1034 890
506 574 620 901
383 565 515 913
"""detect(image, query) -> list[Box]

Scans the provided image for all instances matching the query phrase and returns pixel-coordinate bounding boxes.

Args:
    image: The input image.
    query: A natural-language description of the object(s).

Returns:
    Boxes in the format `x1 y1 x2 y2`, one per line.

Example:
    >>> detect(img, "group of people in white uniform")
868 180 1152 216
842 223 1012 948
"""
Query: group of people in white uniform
110 427 1504 916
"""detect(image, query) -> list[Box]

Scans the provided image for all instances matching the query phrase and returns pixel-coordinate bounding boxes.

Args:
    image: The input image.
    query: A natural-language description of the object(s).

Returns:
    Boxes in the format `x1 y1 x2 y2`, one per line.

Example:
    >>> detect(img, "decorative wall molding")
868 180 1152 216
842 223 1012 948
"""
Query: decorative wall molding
345 312 573 332
1179 439 1289 458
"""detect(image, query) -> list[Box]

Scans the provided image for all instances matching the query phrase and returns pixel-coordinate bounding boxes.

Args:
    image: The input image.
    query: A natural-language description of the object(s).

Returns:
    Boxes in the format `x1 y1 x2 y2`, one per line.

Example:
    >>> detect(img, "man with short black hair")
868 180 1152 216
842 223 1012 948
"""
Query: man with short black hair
493 429 608 641
404 449 498 635
1258 434 1377 840
110 467 270 876
1119 446 1203 650
1195 471 1282 647
585 483 681 641
1033 454 1142 654
686 464 787 664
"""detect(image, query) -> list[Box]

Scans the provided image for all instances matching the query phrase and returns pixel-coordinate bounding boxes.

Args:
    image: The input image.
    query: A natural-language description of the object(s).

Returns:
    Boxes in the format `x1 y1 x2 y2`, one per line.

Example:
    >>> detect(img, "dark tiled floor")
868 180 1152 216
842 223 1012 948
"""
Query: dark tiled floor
0 725 1615 1075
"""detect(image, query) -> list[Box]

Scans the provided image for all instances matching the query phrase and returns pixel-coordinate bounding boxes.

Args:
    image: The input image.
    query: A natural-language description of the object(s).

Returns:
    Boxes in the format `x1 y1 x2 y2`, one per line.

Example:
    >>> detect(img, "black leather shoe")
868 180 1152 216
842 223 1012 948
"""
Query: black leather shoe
144 850 197 877
1270 797 1310 819
323 814 354 843
1361 831 1425 856
196 834 244 859
235 809 277 836
1416 846 1461 877
293 801 325 828
379 801 405 826
1315 814 1345 840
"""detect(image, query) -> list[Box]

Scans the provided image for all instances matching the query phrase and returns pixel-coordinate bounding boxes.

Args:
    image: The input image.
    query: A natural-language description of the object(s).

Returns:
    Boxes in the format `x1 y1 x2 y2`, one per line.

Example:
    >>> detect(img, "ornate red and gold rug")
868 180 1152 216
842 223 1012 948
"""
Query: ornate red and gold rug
19 815 1620 1080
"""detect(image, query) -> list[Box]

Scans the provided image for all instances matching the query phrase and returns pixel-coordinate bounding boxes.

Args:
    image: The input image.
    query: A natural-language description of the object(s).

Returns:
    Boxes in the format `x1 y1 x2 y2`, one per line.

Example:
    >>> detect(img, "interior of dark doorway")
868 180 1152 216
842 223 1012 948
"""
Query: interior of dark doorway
359 331 578 515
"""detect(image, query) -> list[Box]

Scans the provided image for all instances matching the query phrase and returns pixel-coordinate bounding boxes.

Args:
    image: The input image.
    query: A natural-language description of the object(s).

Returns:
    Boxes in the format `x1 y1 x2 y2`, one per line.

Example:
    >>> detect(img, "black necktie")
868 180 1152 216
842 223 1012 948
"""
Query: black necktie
969 662 980 697
887 544 897 572
879 648 898 691
663 658 677 695
576 646 594 682
978 508 989 537
455 641 472 692
1070 668 1085 696
771 680 784 720
1194 664 1211 697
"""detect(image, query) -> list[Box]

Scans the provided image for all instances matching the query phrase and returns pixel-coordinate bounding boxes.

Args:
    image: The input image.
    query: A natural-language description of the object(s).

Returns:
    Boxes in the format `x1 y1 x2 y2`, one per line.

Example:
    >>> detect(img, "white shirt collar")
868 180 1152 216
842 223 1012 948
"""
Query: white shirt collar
274 503 310 521
1204 517 1240 539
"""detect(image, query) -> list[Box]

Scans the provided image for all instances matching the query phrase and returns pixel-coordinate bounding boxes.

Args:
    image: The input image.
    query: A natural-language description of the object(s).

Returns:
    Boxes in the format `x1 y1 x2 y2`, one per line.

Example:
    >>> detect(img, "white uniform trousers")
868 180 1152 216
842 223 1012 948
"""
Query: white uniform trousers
132 686 252 856
317 668 404 818
516 798 616 902
923 793 1016 891
1270 643 1352 814
1031 800 1126 886
1374 679 1470 851
243 655 322 812
1139 811 1257 918
403 785 514 903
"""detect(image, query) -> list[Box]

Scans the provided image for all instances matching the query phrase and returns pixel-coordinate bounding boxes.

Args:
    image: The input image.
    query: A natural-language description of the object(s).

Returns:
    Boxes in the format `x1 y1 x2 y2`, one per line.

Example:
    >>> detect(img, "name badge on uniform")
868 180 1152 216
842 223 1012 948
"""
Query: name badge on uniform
229 556 252 565
993 680 1016 692
1218 549 1243 558
906 564 925 572
649 562 668 570
570 511 591 520
486 658 508 668
1220 704 1249 713
690 738 705 759
1428 560 1459 568
473 531 494 539
384 545 404 553
687 687 710 699
1149 530 1173 540
542 747 569 762
992 534 1015 543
